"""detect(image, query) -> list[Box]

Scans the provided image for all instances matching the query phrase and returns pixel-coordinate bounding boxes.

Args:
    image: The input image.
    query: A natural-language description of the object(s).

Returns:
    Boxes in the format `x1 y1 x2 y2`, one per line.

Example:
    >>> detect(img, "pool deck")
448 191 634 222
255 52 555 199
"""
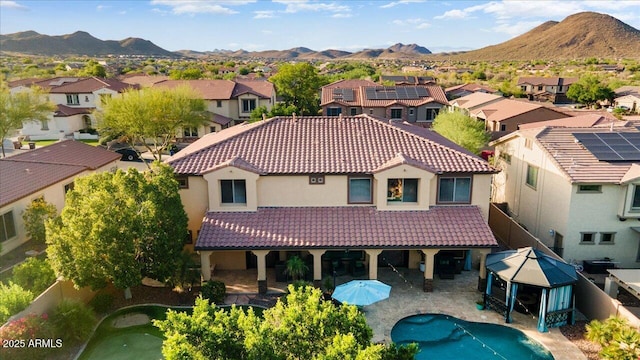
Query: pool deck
216 267 586 360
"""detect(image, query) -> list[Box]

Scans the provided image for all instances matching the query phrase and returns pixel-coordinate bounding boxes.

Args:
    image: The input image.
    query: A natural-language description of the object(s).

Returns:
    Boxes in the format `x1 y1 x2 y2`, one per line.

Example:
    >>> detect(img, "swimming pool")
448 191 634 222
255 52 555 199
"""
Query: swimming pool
391 314 554 360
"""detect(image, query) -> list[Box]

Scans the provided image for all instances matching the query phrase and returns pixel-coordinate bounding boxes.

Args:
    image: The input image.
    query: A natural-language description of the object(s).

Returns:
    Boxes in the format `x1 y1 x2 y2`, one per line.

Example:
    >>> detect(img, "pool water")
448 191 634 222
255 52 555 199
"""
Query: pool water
391 314 554 360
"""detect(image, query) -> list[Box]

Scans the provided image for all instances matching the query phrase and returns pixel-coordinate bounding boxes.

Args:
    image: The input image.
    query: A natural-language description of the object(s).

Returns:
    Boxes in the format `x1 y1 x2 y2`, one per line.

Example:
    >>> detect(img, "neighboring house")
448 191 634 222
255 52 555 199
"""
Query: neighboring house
491 123 640 268
613 86 640 114
321 80 449 127
445 83 499 100
0 140 120 255
166 114 498 293
152 79 276 140
472 99 569 135
517 77 578 104
517 114 621 130
8 77 137 140
119 74 170 87
448 92 505 116
380 75 436 85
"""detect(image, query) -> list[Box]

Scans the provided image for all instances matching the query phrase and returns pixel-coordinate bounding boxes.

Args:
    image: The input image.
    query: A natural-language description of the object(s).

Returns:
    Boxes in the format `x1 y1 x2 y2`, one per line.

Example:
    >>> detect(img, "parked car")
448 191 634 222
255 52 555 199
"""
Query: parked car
115 148 142 162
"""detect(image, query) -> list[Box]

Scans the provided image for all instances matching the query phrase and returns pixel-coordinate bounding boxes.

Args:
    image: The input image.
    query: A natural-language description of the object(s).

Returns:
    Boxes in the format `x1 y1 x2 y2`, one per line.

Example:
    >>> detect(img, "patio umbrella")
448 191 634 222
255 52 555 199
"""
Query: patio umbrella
331 280 391 306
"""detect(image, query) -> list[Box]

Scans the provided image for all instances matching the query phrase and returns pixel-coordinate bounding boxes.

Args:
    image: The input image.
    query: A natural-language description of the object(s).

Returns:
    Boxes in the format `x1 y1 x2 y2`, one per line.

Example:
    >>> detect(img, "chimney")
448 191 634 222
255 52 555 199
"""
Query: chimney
338 113 343 121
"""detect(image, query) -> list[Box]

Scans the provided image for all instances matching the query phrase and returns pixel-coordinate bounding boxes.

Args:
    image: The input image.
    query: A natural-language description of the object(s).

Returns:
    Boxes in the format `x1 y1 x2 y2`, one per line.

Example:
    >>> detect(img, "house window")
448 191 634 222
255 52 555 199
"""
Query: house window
0 210 17 243
500 124 507 131
85 95 89 102
520 85 527 92
390 108 402 119
64 182 75 194
66 94 80 105
578 185 602 193
438 177 471 203
426 108 440 122
350 108 357 116
369 109 373 115
242 99 256 113
183 127 198 138
348 176 372 204
387 178 418 203
217 100 222 108
41 120 49 131
524 138 533 149
309 175 325 185
632 185 640 210
176 176 189 189
221 180 246 204
600 232 615 244
525 164 538 189
537 85 543 91
580 232 595 244
327 107 342 116
409 108 415 116
499 152 511 164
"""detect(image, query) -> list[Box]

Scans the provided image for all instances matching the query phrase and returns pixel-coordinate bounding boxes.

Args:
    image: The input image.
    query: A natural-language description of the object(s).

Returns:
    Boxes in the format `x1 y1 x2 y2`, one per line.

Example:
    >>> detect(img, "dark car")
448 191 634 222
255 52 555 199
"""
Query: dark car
115 148 142 162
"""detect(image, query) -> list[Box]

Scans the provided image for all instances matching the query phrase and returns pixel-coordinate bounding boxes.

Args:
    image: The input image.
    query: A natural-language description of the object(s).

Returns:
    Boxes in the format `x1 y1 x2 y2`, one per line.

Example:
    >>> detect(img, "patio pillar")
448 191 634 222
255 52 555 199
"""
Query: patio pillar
200 251 213 281
477 248 492 292
252 250 270 294
604 277 619 298
308 250 327 288
421 249 440 292
365 249 383 280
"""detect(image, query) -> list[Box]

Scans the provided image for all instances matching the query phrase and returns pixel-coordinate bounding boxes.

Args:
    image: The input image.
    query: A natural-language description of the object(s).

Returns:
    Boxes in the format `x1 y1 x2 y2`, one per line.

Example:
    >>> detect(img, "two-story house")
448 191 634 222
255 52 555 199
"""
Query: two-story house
166 115 498 293
321 80 448 127
445 83 499 100
0 140 120 255
472 99 569 136
448 92 505 116
491 121 640 268
9 77 137 140
152 79 276 140
517 77 578 104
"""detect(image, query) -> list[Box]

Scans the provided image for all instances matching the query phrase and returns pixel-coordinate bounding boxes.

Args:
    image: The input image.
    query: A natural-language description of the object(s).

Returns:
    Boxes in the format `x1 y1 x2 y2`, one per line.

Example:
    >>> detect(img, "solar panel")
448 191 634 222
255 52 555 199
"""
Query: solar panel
573 132 640 162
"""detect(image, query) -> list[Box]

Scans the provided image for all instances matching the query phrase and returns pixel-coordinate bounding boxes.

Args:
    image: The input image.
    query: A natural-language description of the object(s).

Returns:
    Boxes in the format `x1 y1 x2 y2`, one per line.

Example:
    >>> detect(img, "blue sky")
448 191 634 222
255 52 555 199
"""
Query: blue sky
1 0 639 53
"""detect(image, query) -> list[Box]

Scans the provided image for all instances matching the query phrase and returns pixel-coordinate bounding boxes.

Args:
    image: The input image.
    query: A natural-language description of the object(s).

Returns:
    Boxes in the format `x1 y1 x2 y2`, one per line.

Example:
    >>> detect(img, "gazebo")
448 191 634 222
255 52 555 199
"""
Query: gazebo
484 247 578 332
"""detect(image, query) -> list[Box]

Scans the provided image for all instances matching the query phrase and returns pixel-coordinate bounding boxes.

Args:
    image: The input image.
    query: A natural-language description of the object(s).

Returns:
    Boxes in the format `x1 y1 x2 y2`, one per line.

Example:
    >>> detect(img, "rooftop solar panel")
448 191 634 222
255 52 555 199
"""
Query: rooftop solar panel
573 132 640 162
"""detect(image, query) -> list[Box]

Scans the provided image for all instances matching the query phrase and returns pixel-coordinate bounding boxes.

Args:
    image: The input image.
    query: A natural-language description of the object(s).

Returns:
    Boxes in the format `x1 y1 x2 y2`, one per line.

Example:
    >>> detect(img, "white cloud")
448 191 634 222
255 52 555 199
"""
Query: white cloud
435 9 470 20
150 0 256 15
332 13 352 18
273 0 350 14
492 20 544 37
392 18 431 29
254 10 275 19
0 1 27 10
96 5 110 11
380 0 425 9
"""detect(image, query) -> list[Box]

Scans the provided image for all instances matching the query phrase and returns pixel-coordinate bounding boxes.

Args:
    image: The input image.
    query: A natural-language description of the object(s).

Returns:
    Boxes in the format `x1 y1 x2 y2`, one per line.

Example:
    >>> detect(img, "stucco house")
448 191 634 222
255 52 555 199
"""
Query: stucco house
152 79 276 140
472 99 569 135
8 77 137 140
0 140 120 255
517 77 578 104
321 80 448 127
490 120 640 268
445 83 499 100
613 86 640 114
448 92 505 116
166 114 498 293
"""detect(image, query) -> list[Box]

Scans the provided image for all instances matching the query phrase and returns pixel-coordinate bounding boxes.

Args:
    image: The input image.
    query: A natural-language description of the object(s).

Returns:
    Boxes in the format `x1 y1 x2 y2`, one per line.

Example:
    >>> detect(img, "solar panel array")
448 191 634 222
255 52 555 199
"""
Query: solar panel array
573 132 640 161
364 86 429 100
332 88 354 101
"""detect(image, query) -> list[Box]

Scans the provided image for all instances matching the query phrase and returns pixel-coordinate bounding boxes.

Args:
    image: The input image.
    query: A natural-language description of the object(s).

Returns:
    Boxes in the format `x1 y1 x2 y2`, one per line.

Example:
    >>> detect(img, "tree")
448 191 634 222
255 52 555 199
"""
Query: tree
0 86 56 157
249 103 298 122
432 112 490 154
95 86 206 162
269 62 327 115
12 257 56 294
46 163 188 298
284 255 308 281
80 60 106 77
22 198 57 244
566 75 615 108
154 286 417 360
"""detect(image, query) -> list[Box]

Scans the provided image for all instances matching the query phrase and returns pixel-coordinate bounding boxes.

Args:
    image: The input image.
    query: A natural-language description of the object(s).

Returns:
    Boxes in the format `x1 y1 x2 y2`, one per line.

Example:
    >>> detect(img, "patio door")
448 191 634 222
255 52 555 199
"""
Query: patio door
553 232 564 258
379 250 408 268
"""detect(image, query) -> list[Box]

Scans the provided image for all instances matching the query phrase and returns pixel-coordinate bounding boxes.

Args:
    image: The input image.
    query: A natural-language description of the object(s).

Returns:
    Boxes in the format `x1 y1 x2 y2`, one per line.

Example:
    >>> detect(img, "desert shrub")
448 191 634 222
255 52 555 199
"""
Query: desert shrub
0 313 55 360
586 316 640 360
12 257 56 294
51 299 96 342
0 282 34 324
200 280 226 304
88 292 114 314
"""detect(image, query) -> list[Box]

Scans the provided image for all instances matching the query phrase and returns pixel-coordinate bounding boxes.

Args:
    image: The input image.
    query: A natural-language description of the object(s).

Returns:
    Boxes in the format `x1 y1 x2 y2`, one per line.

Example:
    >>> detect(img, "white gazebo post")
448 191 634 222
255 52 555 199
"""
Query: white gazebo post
200 251 213 281
365 249 383 280
309 249 327 288
252 250 270 294
421 249 440 292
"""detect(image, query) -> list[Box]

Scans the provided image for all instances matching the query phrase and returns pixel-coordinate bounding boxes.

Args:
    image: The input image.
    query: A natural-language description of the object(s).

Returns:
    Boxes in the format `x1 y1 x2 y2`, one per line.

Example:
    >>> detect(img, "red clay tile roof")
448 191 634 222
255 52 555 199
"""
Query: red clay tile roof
475 99 568 122
153 79 274 100
321 82 448 107
195 206 497 250
54 104 92 117
0 140 120 207
232 79 275 99
167 115 495 175
450 92 504 110
47 77 136 93
518 114 622 129
517 77 578 86
211 113 233 126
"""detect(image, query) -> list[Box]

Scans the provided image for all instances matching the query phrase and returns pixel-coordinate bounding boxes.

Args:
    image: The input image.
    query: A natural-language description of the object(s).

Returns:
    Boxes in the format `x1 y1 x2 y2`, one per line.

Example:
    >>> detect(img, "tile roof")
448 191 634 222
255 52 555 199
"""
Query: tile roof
232 79 275 99
450 92 504 110
518 114 623 130
475 99 568 122
153 79 274 100
195 206 497 250
445 83 497 94
517 77 578 86
54 104 92 117
9 77 136 93
211 113 233 126
321 81 448 107
167 115 495 176
0 140 120 207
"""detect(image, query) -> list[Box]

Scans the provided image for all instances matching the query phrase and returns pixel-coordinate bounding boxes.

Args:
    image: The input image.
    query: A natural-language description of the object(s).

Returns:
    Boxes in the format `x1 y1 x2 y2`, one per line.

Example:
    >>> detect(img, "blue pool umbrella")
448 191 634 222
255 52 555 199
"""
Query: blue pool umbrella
331 280 391 306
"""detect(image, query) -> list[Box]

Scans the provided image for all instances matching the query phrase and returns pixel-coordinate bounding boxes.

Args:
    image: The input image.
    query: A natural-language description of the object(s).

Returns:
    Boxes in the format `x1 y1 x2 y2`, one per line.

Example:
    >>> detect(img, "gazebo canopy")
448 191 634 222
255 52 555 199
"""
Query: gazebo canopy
486 247 578 288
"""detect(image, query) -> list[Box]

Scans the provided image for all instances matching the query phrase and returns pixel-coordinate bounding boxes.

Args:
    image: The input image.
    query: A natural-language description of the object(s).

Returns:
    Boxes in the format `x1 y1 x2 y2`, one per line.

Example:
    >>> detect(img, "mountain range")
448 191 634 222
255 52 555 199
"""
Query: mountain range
1 12 639 60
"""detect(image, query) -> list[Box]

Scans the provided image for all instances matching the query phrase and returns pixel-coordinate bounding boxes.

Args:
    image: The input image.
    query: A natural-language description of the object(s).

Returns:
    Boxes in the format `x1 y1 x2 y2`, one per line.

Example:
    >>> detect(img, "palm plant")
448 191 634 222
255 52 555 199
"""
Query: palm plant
284 255 308 281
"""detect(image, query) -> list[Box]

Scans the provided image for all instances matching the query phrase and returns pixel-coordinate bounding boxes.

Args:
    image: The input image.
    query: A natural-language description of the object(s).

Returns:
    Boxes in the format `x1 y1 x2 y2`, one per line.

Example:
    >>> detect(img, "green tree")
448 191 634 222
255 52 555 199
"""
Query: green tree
249 103 298 122
0 282 33 324
432 112 490 154
22 198 57 244
154 286 418 360
46 163 188 298
284 255 308 281
12 257 56 294
80 60 107 77
269 62 327 115
0 86 56 157
96 85 206 162
566 75 615 108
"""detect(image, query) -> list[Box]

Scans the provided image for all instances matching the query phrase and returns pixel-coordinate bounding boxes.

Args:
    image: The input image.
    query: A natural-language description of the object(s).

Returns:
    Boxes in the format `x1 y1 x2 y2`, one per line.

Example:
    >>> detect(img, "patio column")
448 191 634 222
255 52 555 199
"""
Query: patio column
308 250 327 288
604 277 619 298
200 251 213 281
421 249 440 292
477 248 492 292
365 249 383 280
252 250 270 294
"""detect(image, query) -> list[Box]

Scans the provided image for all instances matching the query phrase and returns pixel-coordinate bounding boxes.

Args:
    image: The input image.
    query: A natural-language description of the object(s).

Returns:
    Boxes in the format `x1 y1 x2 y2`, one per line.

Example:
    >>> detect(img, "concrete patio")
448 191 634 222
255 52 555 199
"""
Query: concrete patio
213 266 587 360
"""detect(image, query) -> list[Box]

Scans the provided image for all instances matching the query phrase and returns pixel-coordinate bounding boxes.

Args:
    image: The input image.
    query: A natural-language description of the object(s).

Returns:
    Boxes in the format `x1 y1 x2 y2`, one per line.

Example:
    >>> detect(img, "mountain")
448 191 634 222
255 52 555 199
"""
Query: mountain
388 43 431 55
448 12 640 60
0 31 179 57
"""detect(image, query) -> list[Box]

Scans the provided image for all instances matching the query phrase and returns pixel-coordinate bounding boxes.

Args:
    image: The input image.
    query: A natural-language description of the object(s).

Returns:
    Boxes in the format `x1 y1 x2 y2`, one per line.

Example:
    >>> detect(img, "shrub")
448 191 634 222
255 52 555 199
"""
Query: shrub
0 282 34 324
0 313 55 360
51 299 96 343
12 257 56 294
88 292 114 314
21 198 57 244
200 280 226 304
586 316 640 360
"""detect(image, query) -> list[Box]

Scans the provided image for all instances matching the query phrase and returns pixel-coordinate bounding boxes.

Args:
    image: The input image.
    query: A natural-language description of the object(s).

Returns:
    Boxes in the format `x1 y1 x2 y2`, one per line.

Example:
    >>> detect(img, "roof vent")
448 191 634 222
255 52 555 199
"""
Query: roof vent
292 113 297 123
